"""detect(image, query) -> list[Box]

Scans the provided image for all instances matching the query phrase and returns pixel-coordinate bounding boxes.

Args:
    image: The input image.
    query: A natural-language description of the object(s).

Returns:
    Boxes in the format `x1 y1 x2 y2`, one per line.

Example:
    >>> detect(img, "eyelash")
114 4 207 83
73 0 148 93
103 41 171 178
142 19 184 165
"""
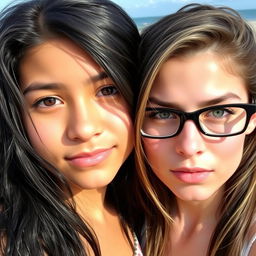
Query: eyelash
205 108 234 118
96 85 119 97
148 109 175 119
33 96 62 108
31 85 119 109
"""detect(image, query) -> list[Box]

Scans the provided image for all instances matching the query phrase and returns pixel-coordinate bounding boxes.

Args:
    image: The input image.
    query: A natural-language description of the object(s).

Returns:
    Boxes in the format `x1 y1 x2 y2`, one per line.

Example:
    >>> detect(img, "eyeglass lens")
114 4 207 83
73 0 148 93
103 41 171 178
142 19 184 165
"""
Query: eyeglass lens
142 106 247 137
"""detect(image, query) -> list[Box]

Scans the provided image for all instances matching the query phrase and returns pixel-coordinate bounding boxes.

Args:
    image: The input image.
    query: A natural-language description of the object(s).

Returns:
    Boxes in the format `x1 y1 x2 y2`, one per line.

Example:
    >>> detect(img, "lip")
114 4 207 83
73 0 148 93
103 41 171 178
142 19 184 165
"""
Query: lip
171 167 214 183
65 147 114 168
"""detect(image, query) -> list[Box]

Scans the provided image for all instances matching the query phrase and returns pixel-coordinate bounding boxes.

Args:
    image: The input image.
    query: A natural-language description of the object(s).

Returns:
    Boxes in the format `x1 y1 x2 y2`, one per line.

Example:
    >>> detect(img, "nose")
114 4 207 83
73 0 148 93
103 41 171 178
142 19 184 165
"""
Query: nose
175 120 205 157
66 99 103 142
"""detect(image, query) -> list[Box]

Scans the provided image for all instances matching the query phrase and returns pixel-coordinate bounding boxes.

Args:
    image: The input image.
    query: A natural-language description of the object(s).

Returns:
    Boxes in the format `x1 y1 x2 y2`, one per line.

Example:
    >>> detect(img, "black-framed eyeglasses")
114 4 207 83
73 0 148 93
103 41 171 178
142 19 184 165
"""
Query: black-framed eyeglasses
141 103 256 139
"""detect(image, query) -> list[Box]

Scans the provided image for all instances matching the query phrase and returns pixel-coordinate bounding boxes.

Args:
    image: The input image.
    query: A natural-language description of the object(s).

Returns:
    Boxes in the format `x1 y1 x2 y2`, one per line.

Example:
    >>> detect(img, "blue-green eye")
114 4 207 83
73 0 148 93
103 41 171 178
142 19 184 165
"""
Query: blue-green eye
212 109 225 118
207 108 234 118
156 111 172 119
97 85 119 96
149 110 176 119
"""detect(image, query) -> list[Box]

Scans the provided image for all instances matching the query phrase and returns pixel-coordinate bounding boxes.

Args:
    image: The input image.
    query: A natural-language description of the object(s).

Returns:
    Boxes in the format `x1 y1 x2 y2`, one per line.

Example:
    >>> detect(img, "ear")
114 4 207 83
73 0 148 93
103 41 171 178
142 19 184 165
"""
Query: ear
245 113 256 135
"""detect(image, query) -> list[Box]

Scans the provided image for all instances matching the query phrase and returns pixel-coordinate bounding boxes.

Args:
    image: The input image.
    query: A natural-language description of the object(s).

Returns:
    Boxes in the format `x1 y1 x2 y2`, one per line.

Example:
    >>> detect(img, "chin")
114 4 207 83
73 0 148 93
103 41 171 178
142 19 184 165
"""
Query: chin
172 188 217 202
77 178 114 190
67 173 116 192
180 195 212 202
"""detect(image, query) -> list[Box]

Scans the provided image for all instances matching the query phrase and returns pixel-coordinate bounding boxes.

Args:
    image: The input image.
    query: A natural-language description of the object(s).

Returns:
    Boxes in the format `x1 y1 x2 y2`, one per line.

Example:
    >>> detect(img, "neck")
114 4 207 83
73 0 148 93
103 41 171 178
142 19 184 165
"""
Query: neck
174 188 223 230
67 184 114 223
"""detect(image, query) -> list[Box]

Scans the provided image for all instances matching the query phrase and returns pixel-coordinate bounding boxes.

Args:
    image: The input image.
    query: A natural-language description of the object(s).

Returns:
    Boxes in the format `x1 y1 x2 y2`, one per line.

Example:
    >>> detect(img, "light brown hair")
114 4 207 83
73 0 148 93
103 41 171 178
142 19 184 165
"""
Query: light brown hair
135 4 256 256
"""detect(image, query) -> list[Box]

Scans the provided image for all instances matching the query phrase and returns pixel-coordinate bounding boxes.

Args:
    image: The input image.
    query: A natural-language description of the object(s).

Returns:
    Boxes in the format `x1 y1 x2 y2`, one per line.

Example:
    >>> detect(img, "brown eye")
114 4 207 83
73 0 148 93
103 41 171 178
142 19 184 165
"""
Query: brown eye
34 97 62 108
97 86 118 96
43 98 57 106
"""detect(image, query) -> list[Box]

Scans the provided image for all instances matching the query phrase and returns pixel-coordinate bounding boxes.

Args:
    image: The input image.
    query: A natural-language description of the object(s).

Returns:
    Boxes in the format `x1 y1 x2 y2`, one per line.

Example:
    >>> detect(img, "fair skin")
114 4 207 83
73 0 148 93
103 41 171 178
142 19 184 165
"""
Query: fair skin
143 51 256 256
19 38 134 256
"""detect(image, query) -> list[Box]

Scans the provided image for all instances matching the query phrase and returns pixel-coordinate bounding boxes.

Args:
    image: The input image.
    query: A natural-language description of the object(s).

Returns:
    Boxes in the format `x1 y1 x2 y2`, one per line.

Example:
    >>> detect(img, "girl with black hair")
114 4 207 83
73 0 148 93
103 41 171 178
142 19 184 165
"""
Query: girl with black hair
0 0 141 255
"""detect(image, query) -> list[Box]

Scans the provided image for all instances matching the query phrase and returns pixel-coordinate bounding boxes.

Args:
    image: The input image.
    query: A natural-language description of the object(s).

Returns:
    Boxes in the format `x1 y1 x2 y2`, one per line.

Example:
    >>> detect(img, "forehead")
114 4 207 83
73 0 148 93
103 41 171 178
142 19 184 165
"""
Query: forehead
19 38 102 89
149 51 248 108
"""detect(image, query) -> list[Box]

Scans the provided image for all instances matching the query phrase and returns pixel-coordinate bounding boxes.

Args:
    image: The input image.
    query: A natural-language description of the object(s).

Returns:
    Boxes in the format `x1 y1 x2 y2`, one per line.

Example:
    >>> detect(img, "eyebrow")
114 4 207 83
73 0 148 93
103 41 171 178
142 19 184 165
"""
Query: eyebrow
91 72 108 82
148 93 242 109
22 71 109 95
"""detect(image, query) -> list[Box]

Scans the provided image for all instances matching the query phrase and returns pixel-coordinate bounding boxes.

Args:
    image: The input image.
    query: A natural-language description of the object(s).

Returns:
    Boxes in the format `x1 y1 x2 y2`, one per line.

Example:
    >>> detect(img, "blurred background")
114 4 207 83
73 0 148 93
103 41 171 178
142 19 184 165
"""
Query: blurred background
0 0 255 32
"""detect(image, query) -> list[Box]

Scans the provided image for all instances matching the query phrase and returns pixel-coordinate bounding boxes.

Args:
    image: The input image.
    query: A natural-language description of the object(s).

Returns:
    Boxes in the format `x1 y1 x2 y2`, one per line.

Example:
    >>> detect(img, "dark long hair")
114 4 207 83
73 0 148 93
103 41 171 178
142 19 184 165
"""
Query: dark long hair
0 0 140 255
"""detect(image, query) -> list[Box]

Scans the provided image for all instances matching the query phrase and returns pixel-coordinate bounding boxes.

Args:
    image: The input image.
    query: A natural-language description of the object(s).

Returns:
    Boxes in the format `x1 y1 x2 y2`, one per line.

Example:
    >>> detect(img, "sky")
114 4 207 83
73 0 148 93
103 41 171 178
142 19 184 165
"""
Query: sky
114 0 256 17
0 0 255 17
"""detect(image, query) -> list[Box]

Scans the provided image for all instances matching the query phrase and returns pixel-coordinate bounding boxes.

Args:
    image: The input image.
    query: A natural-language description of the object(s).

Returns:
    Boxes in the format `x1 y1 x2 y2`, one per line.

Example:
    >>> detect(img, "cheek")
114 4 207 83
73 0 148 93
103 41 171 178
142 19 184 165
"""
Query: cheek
23 114 62 159
118 114 134 156
213 135 245 158
143 138 169 169
105 103 134 150
115 109 133 135
212 135 245 170
104 100 132 128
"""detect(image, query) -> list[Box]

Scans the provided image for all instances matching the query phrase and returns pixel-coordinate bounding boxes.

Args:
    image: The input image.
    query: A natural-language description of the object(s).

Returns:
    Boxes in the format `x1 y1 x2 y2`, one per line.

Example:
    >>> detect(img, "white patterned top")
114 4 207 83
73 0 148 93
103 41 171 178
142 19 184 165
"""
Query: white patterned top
133 231 143 256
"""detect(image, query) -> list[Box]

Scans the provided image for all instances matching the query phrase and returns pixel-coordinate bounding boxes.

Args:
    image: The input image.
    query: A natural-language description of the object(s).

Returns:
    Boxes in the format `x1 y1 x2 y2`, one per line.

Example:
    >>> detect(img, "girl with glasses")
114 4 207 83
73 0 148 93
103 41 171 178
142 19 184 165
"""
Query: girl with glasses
0 0 142 255
135 4 256 256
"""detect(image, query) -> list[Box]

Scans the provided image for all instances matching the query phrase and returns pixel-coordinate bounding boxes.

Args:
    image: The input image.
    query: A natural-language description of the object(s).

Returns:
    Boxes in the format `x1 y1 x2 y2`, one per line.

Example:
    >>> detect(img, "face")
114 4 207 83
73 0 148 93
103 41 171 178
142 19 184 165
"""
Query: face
142 51 256 202
20 38 133 192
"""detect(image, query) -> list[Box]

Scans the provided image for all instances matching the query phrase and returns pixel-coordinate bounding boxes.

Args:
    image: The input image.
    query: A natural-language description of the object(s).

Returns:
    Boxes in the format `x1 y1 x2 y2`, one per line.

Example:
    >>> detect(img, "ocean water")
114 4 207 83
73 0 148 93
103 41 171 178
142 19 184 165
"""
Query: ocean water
133 9 256 31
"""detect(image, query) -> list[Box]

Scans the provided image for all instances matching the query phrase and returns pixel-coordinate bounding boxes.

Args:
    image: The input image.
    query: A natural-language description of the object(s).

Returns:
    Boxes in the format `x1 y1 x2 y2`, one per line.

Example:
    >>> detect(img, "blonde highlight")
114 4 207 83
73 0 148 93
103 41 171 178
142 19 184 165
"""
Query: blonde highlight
135 4 256 256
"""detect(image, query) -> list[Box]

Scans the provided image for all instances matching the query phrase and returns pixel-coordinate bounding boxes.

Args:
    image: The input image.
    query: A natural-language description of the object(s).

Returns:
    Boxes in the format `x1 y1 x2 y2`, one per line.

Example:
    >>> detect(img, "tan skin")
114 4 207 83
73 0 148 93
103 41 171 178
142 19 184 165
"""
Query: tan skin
77 189 133 256
20 38 134 256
